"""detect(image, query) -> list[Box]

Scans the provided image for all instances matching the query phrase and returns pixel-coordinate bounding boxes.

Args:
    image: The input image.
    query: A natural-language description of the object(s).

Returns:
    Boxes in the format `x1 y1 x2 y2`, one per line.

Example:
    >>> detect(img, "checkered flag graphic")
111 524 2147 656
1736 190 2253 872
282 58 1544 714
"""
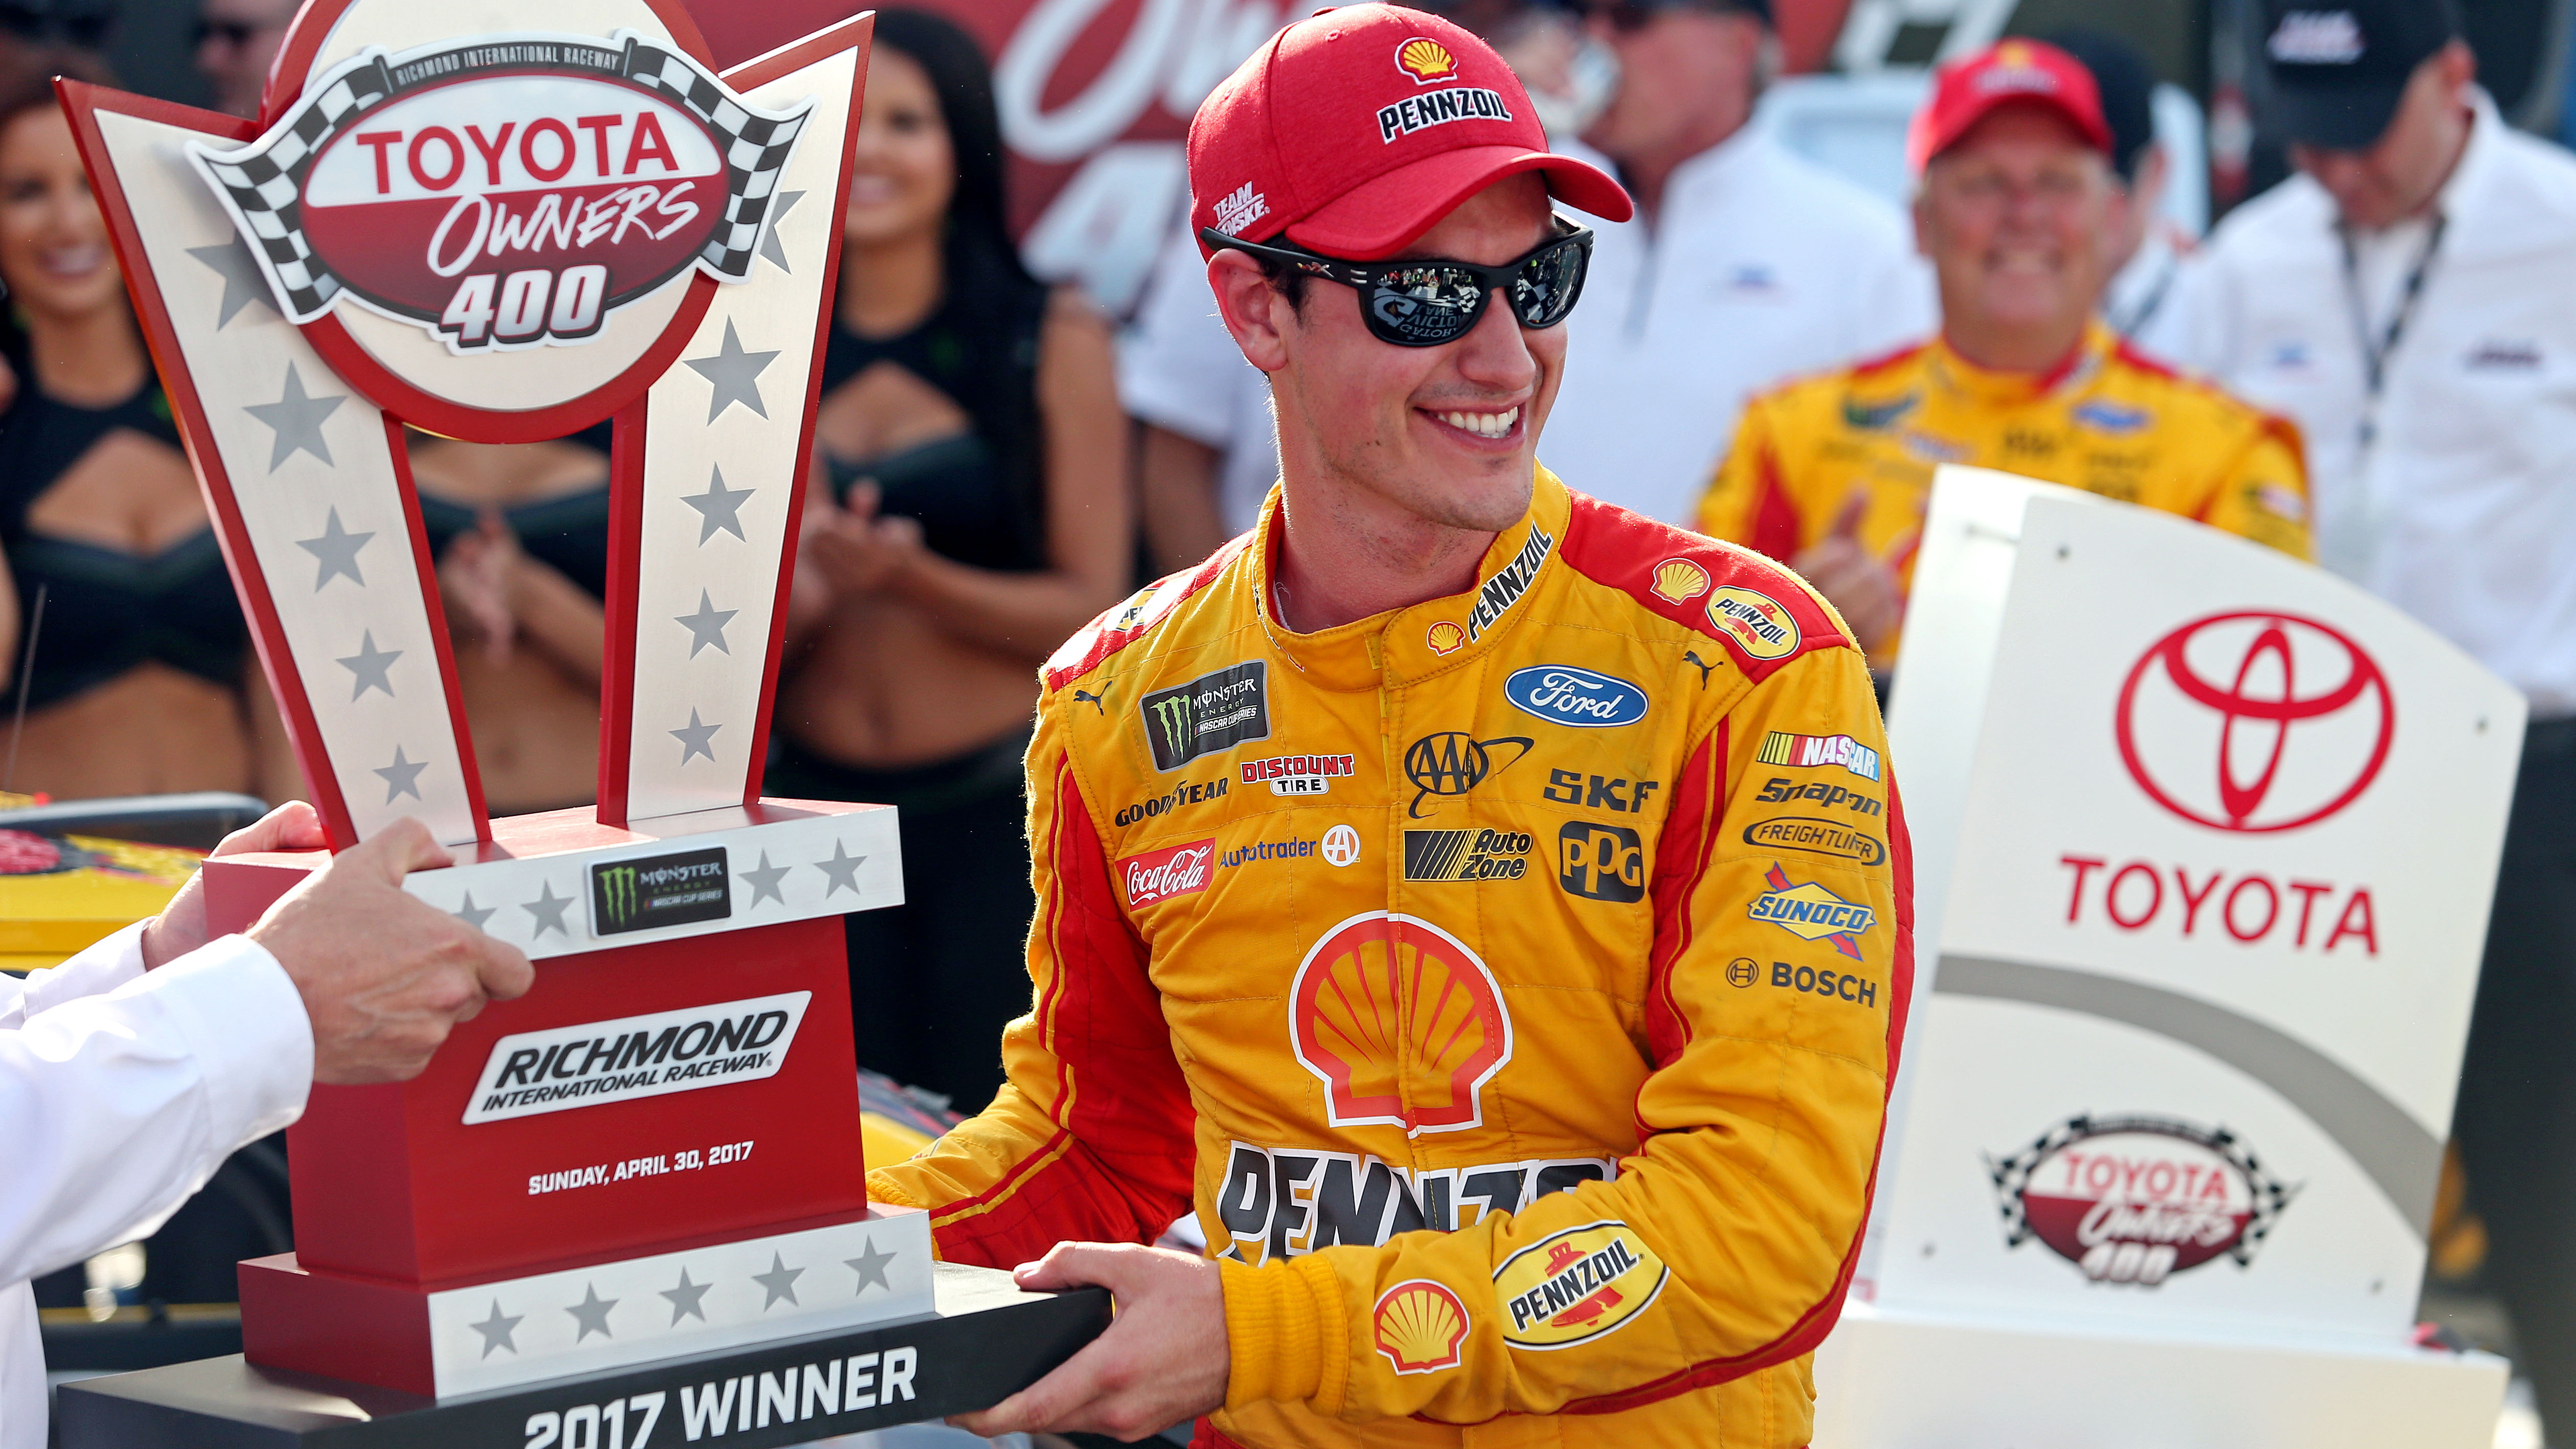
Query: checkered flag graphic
195 57 397 322
617 37 807 278
188 34 808 327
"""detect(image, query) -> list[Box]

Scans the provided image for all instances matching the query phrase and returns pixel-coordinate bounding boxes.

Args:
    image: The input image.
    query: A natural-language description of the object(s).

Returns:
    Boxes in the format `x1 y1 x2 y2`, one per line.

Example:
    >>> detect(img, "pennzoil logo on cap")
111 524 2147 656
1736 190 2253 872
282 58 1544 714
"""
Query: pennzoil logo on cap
1395 36 1459 84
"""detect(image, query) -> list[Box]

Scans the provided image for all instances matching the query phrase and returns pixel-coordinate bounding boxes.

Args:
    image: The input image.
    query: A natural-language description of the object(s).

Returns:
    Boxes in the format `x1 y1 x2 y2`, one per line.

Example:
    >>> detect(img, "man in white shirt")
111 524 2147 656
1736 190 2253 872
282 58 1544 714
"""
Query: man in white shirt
2051 27 2194 362
1 806 532 1449
1538 0 1934 526
2177 0 2576 1433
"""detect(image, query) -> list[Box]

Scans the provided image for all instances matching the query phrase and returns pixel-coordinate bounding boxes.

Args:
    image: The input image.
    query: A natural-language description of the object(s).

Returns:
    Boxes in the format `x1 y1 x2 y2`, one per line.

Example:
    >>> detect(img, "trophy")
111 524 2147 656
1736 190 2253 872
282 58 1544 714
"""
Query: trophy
53 1 1102 1440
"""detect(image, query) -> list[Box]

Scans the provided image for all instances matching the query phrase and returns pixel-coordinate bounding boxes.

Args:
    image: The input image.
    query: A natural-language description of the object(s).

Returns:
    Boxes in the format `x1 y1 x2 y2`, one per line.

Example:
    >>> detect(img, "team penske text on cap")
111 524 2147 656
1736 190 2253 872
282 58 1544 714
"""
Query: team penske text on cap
1906 39 2114 175
1188 4 1631 261
2260 0 2462 149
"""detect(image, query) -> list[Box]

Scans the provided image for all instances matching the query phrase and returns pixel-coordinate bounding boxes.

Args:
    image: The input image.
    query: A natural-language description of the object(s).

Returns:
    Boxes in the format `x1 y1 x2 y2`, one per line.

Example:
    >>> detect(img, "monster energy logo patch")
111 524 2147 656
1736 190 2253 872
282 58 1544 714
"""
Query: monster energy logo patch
1140 661 1271 772
590 846 730 937
463 991 808 1123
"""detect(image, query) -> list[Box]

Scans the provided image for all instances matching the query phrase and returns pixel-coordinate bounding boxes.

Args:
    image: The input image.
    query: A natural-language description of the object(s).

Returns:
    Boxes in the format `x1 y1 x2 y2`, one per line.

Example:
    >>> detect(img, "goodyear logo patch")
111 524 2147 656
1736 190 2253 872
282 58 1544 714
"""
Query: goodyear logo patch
1706 586 1799 660
1493 1221 1668 1349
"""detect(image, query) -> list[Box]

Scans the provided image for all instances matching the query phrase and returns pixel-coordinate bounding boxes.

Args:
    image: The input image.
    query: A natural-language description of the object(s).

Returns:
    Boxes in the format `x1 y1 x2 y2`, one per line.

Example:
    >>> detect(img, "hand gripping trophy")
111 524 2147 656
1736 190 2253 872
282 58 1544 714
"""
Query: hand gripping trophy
55 1 1101 1439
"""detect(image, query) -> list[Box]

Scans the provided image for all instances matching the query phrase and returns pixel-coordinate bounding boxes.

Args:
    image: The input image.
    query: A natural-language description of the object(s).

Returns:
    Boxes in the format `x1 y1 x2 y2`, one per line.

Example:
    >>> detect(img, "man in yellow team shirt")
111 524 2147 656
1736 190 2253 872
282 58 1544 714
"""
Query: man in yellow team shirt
1696 39 2311 664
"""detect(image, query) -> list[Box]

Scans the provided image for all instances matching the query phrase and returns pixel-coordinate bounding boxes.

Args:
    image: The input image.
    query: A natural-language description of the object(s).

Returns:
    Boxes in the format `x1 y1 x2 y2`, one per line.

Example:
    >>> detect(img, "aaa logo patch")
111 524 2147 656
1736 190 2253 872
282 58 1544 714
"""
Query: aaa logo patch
1492 1221 1668 1349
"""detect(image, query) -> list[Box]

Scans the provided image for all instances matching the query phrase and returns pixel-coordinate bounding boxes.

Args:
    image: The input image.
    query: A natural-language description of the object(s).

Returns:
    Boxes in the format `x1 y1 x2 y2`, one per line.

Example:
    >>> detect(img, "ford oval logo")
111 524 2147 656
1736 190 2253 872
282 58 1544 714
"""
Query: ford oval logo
1503 665 1648 728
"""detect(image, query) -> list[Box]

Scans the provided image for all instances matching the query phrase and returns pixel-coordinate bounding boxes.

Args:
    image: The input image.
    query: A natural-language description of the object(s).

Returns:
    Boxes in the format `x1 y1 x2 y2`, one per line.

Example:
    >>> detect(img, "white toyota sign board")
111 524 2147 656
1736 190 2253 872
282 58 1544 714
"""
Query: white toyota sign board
1816 470 2520 1446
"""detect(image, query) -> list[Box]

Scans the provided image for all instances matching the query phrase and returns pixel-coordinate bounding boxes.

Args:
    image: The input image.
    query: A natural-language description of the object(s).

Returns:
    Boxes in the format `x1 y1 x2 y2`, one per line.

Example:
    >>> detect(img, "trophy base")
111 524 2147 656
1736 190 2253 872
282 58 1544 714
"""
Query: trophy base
240 1206 936 1397
58 1261 1108 1448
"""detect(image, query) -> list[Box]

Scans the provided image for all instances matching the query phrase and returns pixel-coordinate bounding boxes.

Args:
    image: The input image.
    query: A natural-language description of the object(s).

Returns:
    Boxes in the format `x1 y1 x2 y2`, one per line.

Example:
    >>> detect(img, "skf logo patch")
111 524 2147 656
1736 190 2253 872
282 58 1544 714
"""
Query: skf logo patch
1650 558 1709 605
1374 1279 1469 1373
1706 586 1800 660
1395 36 1458 84
1493 1222 1668 1349
1750 862 1874 960
1291 912 1511 1134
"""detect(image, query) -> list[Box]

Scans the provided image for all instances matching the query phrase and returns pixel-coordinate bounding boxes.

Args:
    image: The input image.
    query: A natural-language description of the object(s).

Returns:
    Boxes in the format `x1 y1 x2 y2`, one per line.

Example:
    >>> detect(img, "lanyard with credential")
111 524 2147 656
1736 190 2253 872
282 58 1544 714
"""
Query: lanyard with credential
2337 213 2447 450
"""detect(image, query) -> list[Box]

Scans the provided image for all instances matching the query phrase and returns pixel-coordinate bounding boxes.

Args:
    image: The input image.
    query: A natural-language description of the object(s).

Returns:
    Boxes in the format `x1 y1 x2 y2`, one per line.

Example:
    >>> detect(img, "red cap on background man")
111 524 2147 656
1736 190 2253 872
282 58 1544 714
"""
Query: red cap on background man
1188 3 1632 261
1906 38 2115 175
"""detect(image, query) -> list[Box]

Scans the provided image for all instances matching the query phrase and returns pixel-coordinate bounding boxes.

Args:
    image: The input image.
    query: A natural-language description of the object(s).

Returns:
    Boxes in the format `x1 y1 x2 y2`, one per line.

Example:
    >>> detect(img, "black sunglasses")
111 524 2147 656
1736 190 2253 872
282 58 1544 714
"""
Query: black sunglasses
1200 216 1594 348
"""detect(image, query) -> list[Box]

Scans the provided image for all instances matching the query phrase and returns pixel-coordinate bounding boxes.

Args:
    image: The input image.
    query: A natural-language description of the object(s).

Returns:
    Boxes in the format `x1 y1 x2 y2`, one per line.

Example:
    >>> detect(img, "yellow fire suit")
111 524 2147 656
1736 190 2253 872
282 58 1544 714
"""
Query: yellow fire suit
1696 323 2312 659
869 467 1911 1447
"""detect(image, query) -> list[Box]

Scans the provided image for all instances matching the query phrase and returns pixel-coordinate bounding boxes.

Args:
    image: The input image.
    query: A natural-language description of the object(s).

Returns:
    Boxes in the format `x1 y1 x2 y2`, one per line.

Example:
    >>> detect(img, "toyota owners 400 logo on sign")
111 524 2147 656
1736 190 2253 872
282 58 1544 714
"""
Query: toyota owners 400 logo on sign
2115 611 2396 834
189 33 808 353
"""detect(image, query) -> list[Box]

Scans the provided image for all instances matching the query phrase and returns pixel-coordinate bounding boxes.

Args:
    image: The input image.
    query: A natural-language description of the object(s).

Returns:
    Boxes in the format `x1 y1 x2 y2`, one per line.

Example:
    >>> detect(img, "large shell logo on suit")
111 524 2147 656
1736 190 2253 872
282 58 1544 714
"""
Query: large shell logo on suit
1395 37 1458 84
1650 558 1710 605
1374 1279 1470 1374
1290 912 1512 1135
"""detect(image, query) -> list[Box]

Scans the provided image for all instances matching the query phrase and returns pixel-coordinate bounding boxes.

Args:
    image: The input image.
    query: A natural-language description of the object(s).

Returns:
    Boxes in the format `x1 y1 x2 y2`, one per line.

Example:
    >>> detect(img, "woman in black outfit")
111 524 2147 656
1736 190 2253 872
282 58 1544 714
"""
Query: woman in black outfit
775 10 1130 1113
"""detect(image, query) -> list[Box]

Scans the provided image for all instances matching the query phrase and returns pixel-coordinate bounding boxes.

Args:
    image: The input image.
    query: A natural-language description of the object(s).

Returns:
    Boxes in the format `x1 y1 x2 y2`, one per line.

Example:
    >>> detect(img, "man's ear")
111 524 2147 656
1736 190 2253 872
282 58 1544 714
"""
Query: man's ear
2437 37 2476 90
1209 249 1292 374
1910 185 1934 261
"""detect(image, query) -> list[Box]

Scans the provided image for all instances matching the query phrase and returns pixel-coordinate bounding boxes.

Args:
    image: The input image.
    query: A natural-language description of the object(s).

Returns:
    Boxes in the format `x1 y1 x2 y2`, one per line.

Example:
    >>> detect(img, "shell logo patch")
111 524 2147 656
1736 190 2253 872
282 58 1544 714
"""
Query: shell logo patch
1426 620 1465 656
1373 1279 1469 1373
1705 586 1800 660
1650 558 1710 605
1493 1222 1668 1349
1289 912 1512 1135
1395 37 1458 84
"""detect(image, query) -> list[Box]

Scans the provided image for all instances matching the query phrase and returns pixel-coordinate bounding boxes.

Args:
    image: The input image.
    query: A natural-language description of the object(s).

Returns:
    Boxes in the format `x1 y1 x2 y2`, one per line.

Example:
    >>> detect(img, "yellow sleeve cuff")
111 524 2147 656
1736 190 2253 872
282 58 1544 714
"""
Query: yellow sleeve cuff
1220 1255 1350 1413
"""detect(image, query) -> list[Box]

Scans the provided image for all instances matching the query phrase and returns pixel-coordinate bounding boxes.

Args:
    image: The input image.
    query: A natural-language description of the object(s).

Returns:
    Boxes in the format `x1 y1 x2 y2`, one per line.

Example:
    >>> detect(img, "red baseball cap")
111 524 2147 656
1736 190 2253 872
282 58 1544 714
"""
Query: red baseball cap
1906 39 2115 175
1189 4 1632 261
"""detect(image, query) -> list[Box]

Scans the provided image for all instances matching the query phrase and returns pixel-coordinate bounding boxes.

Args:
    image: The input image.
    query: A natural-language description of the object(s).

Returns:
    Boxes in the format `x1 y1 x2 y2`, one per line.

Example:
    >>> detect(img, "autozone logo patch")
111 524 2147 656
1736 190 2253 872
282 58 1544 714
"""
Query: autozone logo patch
1492 1221 1669 1349
1465 526 1552 641
1749 862 1874 959
1378 86 1514 144
1757 730 1881 781
1119 839 1214 906
1140 662 1271 772
1240 753 1355 797
189 32 808 352
1215 1141 1612 1263
464 992 807 1123
1404 828 1533 882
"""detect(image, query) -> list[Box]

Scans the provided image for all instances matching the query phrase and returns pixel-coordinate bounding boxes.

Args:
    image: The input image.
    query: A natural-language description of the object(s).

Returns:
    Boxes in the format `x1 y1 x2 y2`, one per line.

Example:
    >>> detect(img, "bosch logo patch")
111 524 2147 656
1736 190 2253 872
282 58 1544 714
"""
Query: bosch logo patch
2116 611 2394 833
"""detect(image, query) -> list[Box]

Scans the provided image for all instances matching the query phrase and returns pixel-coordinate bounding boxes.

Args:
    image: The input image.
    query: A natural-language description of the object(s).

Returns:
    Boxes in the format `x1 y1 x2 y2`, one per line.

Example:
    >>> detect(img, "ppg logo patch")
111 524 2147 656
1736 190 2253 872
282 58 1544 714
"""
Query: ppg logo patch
590 845 730 936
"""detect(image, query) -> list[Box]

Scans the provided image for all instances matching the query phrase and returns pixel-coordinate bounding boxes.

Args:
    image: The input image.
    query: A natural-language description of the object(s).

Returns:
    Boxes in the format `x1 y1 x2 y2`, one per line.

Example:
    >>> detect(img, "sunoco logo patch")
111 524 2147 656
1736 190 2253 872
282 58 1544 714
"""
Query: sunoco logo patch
589 845 729 936
1492 1221 1668 1349
188 32 808 352
463 991 808 1123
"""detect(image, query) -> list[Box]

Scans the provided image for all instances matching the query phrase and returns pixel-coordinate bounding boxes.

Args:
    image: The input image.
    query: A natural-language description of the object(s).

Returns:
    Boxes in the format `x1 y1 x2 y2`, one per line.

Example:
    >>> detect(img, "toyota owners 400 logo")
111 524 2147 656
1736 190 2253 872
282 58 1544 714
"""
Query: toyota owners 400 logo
2115 611 2394 833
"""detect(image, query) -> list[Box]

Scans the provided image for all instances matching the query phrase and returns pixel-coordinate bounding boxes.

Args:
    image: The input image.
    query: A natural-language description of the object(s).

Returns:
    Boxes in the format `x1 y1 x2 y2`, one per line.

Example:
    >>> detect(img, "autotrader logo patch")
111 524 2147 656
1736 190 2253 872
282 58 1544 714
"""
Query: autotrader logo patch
590 845 729 936
1141 661 1271 772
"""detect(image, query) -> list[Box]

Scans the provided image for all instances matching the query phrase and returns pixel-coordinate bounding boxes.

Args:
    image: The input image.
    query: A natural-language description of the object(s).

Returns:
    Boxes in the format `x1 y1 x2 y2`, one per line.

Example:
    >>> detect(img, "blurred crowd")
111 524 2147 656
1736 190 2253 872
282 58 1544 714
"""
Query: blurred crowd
2 0 2573 1433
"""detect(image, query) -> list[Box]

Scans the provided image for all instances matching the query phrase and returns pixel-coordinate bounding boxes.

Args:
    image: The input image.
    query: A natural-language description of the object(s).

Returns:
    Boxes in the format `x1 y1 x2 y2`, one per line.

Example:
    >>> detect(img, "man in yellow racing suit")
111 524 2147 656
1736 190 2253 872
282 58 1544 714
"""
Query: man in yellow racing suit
1697 40 2309 666
870 8 1908 1447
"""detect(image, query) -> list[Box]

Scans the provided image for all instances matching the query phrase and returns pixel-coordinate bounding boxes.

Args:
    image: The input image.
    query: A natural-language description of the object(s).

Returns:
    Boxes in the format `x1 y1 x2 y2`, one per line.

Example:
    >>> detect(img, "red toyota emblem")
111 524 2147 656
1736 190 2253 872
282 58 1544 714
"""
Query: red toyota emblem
2114 611 2395 833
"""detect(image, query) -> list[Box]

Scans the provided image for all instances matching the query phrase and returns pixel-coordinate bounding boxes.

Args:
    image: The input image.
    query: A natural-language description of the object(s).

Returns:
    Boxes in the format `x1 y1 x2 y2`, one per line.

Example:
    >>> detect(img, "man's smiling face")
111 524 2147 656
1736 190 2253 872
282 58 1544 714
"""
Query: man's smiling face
1272 173 1563 534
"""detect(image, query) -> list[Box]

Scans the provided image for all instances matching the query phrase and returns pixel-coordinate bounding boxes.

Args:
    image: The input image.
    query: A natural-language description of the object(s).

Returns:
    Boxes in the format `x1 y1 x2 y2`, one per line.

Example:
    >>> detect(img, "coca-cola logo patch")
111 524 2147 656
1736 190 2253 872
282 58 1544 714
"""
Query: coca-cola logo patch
1987 1114 2297 1287
189 32 808 352
1119 838 1214 907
